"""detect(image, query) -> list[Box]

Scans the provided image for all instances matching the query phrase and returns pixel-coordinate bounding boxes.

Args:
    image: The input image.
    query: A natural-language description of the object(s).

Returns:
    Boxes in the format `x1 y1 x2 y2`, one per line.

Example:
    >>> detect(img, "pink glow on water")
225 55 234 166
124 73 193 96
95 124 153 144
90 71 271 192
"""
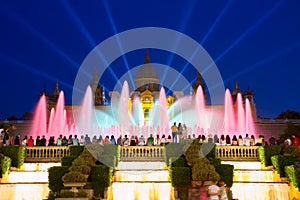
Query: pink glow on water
195 85 205 128
50 91 66 138
158 87 169 134
47 108 55 135
245 98 255 135
236 93 245 134
30 94 47 138
78 86 93 134
132 96 144 126
118 81 133 131
224 89 235 132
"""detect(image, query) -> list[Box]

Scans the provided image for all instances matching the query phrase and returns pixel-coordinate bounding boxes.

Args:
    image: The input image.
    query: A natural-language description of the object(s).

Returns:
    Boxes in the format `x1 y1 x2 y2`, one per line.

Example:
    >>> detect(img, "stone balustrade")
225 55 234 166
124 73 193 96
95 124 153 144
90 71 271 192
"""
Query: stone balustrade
215 145 259 160
120 146 165 161
25 146 69 162
24 145 260 162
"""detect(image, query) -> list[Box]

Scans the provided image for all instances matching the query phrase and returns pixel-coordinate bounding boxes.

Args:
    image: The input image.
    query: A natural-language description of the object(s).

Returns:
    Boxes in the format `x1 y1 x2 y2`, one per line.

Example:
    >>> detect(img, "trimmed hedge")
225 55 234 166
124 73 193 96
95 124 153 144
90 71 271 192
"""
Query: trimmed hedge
258 145 282 167
0 155 11 178
98 155 116 168
69 146 84 157
169 167 191 187
48 166 69 193
271 155 295 177
2 146 26 168
215 164 234 188
208 158 221 167
202 143 216 159
61 156 75 167
164 143 185 165
285 164 300 189
91 165 114 197
102 144 120 166
169 157 186 168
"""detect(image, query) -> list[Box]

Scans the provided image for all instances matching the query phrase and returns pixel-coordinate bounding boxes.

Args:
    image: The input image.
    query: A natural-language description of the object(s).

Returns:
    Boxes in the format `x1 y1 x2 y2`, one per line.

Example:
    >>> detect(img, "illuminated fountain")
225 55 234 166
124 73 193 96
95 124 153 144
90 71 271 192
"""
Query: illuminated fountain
107 162 174 200
30 80 257 141
222 161 290 200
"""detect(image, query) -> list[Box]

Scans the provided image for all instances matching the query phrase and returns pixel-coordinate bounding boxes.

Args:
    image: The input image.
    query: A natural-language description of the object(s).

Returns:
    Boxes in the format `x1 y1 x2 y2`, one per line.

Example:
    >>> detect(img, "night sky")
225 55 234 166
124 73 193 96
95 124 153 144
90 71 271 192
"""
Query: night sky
0 0 299 119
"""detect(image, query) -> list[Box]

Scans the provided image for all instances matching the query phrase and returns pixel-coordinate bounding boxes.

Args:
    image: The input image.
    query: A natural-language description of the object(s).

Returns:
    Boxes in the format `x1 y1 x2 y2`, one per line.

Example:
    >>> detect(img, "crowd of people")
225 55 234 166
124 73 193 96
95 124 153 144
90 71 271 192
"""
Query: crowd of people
0 122 299 147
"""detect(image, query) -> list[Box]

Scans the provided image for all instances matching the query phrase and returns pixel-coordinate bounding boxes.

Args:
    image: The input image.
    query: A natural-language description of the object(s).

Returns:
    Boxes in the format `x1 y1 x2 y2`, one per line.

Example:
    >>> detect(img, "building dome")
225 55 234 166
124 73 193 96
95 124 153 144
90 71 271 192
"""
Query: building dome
135 64 159 80
134 52 160 92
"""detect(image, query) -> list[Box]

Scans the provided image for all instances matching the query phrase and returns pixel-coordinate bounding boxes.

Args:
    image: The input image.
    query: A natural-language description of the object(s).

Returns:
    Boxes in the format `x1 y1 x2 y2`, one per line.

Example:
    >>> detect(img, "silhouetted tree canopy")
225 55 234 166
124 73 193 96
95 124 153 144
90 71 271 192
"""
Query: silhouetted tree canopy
282 121 300 139
7 116 19 121
21 112 33 120
276 109 300 119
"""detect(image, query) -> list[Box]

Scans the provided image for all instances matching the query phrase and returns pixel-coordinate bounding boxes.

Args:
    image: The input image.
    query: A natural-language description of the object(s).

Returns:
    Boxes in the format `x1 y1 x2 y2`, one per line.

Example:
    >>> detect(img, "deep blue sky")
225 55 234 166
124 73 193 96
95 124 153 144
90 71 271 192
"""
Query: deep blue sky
0 0 299 119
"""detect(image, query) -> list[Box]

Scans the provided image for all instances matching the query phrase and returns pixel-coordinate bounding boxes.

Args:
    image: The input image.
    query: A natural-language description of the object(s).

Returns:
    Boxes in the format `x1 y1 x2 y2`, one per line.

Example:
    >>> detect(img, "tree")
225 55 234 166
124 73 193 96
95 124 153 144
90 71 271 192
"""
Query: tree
21 112 33 120
281 122 300 139
277 109 300 119
7 116 19 121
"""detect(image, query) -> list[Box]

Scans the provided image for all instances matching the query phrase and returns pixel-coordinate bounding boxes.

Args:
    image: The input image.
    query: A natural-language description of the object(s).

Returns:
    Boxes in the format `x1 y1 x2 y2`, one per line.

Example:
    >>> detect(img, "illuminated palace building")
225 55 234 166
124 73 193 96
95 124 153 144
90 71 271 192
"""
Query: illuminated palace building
39 52 259 135
8 52 287 139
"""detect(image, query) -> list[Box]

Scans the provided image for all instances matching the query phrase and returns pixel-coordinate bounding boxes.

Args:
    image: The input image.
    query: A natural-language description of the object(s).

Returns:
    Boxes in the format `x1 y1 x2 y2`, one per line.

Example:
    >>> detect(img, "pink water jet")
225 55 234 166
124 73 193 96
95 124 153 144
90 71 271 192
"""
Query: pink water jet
195 85 205 129
236 93 245 134
77 86 93 134
224 89 235 132
245 98 255 134
30 94 47 138
118 81 134 131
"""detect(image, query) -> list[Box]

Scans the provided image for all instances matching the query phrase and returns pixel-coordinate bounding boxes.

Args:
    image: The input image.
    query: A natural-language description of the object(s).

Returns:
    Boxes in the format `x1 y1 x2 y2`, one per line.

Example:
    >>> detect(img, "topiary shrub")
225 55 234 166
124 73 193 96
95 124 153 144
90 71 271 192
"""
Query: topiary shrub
258 145 282 167
271 155 295 177
48 166 69 193
215 164 234 188
72 148 96 167
69 165 91 175
62 171 87 182
102 144 120 166
69 146 84 157
285 164 300 189
169 157 186 168
192 157 220 181
164 143 185 165
91 165 113 197
0 155 11 178
184 140 201 166
61 156 75 167
2 146 25 168
202 143 216 159
98 155 116 168
169 167 191 187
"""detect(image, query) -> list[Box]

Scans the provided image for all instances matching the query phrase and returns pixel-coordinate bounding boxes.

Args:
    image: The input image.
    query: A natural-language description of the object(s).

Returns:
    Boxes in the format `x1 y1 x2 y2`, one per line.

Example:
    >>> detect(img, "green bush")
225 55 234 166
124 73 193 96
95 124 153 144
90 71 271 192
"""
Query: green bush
0 155 11 178
102 144 120 166
215 164 234 188
271 155 295 177
2 146 25 168
69 165 91 175
61 156 75 167
69 146 84 157
60 191 75 198
62 171 87 182
91 165 113 197
258 145 282 167
164 143 185 165
48 166 69 192
169 167 191 187
281 146 300 163
98 155 116 168
202 143 216 159
285 164 300 188
208 158 222 167
169 157 186 168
